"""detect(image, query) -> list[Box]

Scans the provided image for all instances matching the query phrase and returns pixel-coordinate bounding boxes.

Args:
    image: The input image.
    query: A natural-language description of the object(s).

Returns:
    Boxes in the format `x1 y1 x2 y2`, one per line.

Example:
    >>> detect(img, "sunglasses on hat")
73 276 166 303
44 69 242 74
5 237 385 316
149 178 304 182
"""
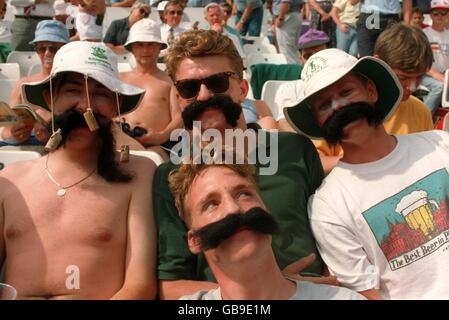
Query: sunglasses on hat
431 9 449 16
175 71 238 99
35 44 63 54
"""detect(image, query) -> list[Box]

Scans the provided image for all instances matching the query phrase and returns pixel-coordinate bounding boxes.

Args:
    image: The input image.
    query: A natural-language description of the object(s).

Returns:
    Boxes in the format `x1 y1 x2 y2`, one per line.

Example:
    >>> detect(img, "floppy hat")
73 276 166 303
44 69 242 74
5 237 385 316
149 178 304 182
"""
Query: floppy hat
297 29 329 50
431 0 449 9
29 20 70 44
22 41 145 115
284 48 403 139
124 18 168 51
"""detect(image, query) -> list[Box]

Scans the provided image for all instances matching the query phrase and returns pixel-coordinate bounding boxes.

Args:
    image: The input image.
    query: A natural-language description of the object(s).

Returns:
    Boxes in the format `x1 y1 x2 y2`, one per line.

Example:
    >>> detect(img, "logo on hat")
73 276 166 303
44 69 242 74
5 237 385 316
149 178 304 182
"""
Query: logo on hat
91 47 108 60
304 57 328 81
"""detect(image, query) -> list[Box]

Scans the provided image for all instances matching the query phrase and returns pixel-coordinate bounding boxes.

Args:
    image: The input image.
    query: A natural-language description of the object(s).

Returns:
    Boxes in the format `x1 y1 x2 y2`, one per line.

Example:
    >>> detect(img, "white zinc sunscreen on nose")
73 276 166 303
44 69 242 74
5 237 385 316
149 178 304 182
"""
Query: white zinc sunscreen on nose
330 91 358 111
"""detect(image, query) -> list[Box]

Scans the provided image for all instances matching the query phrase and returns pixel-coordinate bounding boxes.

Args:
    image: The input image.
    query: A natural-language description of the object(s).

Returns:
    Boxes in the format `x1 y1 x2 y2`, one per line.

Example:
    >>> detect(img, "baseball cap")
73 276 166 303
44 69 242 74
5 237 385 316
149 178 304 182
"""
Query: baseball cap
124 18 168 51
22 41 145 115
297 29 329 50
53 0 68 16
431 0 449 9
157 1 169 11
30 20 70 44
284 49 403 139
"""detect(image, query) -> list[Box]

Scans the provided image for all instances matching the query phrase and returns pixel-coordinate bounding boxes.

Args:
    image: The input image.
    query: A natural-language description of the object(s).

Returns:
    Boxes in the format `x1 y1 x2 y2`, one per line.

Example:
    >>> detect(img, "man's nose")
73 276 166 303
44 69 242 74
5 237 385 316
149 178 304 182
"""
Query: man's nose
221 194 242 218
196 83 214 101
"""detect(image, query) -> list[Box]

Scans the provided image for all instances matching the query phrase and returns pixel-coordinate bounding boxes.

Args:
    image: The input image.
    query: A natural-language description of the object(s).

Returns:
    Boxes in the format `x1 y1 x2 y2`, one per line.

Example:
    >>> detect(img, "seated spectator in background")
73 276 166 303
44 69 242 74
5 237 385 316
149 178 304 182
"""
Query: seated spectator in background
111 0 136 7
411 6 430 28
0 0 11 62
160 0 190 55
202 3 245 58
286 48 449 300
104 2 151 54
2 20 70 148
242 98 279 130
169 159 365 300
274 29 329 132
330 0 359 57
53 0 77 38
312 24 435 174
155 30 332 300
234 0 264 37
1 41 157 299
422 0 449 112
75 0 106 41
120 18 182 155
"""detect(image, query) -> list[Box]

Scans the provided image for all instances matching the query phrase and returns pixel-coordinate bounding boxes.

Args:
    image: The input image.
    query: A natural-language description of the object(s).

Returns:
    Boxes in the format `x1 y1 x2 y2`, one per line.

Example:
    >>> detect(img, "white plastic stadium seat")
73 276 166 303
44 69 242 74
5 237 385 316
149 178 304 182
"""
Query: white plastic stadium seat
0 150 41 170
260 80 289 120
117 62 132 72
243 43 277 55
246 53 287 67
28 63 43 76
130 150 166 166
6 51 40 78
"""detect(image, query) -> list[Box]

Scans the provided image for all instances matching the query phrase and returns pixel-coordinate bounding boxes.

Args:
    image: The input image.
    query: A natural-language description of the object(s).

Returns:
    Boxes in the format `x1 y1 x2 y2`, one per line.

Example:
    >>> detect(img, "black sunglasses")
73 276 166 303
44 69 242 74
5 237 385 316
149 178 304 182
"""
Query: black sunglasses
168 10 183 15
35 44 62 54
175 71 238 99
431 9 448 16
139 8 149 17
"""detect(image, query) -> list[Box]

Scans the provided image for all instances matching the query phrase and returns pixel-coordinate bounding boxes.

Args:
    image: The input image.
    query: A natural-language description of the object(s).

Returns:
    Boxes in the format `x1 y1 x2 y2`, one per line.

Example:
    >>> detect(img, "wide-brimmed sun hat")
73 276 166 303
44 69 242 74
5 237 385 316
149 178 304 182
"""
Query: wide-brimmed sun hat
22 41 145 115
284 48 403 139
124 18 167 51
29 20 70 44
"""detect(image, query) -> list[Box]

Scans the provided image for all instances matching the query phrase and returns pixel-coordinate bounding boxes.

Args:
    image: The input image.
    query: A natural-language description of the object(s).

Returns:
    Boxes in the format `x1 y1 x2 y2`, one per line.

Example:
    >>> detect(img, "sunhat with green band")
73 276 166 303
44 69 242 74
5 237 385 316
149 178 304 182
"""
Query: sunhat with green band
284 48 403 139
22 41 145 115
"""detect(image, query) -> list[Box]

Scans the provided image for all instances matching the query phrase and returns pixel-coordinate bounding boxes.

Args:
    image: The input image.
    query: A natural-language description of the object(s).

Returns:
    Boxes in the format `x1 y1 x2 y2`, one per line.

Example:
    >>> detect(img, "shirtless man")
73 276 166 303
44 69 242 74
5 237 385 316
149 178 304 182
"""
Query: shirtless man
120 18 182 152
3 20 70 145
0 41 157 299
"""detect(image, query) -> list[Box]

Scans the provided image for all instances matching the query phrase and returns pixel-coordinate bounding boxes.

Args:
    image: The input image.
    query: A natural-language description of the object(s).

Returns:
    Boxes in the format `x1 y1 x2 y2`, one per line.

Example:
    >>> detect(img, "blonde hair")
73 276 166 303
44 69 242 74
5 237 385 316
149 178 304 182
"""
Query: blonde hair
168 162 258 226
374 23 433 73
165 30 244 81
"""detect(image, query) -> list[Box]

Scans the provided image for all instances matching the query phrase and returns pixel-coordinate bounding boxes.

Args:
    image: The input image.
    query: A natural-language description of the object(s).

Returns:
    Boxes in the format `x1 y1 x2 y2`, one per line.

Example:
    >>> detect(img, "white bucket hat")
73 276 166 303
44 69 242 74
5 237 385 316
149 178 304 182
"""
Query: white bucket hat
22 41 145 115
124 18 167 51
284 48 403 139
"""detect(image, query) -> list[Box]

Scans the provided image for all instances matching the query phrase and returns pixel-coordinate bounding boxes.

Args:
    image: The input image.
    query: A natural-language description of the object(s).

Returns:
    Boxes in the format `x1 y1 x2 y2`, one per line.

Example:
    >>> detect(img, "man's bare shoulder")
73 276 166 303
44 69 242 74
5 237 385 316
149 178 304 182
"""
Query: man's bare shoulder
122 154 157 180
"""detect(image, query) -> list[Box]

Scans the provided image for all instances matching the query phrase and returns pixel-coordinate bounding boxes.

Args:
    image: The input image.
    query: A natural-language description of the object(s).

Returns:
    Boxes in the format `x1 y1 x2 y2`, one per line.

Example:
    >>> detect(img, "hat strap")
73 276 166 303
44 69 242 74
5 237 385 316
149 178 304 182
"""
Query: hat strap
116 90 130 163
83 74 100 131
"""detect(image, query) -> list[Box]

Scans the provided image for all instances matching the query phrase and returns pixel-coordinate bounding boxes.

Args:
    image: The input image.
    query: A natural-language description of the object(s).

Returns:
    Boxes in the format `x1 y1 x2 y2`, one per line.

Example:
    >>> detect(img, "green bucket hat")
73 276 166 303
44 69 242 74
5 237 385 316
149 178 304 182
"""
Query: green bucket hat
284 48 403 139
22 41 145 115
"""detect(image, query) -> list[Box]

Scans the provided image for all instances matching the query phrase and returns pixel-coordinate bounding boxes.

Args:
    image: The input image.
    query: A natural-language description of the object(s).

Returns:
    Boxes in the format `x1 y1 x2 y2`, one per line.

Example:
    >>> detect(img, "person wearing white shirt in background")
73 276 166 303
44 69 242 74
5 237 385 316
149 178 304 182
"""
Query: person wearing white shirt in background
202 2 246 59
7 0 54 51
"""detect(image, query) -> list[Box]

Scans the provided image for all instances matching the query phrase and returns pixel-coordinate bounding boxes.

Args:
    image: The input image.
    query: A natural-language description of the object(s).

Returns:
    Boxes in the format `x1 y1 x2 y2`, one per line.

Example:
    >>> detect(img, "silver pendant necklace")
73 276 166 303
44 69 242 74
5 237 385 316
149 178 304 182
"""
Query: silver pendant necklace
45 154 96 197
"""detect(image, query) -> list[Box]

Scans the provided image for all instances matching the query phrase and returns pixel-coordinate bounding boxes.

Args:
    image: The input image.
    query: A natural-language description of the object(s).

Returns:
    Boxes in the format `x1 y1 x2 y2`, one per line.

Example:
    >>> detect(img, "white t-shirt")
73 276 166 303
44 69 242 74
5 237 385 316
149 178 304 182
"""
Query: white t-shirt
76 11 102 41
180 279 366 300
309 130 449 299
273 79 304 121
423 27 449 73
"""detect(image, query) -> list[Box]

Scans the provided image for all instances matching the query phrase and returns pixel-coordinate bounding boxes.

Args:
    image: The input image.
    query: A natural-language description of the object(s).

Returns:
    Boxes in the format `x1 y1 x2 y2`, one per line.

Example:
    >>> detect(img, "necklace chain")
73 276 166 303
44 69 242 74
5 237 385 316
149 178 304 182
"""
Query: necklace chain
45 155 96 196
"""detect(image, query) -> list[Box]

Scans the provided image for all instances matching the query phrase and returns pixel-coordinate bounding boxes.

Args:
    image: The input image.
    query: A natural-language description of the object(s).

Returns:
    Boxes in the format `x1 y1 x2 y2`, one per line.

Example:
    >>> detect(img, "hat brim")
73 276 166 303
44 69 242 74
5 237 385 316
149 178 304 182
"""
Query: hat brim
284 56 403 139
124 38 168 51
22 70 145 115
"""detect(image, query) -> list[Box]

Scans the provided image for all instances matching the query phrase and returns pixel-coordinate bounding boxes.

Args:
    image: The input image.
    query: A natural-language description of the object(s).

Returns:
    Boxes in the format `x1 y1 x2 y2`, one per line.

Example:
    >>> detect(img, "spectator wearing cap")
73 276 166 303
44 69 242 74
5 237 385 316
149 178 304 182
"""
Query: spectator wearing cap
274 29 329 132
53 0 76 37
2 19 70 147
156 0 169 24
120 18 182 155
104 2 150 54
423 0 449 83
75 0 106 42
8 0 55 51
330 0 360 57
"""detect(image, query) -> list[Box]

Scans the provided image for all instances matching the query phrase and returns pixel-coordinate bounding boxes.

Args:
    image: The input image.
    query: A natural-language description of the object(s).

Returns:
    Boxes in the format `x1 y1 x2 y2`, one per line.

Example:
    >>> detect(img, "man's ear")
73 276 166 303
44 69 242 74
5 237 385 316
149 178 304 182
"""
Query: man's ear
367 79 379 104
187 230 202 255
238 78 249 103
